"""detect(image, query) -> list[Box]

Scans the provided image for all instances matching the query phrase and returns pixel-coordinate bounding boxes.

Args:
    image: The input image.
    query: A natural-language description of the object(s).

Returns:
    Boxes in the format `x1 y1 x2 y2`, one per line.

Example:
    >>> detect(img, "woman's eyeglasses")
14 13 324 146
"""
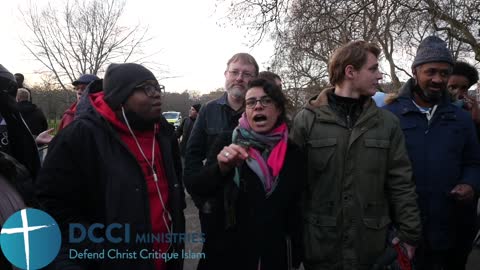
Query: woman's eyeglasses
245 96 274 108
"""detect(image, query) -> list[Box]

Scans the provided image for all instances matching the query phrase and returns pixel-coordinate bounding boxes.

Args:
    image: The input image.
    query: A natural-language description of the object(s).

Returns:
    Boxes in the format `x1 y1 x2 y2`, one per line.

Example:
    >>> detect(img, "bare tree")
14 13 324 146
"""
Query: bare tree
21 0 150 90
397 0 480 62
223 0 479 104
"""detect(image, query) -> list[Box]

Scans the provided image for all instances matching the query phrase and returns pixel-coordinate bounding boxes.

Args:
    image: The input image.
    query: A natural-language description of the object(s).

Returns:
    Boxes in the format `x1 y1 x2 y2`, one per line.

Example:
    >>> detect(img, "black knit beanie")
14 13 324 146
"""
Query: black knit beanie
192 103 202 113
103 63 156 109
412 36 453 69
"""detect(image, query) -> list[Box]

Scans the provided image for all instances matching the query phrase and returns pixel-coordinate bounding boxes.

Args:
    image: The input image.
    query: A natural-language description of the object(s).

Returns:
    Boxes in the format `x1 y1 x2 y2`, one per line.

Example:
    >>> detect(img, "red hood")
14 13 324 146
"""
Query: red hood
64 101 77 115
89 92 158 136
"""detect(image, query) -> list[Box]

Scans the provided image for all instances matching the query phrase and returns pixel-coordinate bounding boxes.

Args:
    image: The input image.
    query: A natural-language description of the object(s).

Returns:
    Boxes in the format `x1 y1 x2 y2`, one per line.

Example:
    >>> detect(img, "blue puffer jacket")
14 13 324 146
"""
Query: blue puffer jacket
384 79 480 250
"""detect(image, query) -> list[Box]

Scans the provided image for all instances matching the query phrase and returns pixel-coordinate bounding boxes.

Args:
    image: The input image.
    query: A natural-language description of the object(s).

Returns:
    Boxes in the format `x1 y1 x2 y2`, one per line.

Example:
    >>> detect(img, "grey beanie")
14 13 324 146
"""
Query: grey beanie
103 63 156 109
412 36 453 68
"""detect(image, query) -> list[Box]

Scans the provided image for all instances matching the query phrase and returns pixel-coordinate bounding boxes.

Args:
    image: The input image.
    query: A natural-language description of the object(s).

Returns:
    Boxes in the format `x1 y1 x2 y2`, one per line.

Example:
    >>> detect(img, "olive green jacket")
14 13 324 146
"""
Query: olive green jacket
291 88 421 270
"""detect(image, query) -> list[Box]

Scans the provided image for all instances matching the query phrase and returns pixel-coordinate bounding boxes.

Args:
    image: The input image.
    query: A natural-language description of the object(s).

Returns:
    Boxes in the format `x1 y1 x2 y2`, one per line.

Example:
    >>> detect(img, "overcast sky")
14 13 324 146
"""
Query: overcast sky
0 0 274 94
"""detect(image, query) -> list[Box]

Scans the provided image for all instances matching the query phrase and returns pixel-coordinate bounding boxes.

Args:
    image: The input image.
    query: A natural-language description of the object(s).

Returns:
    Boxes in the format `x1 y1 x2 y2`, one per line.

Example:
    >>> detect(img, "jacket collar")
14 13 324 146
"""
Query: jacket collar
215 92 229 106
397 78 455 115
305 87 379 127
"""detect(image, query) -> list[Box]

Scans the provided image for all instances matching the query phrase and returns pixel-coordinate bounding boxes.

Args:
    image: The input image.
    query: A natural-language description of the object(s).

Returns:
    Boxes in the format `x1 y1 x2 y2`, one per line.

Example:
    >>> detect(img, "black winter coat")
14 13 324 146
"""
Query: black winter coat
0 90 39 179
36 92 186 270
186 132 306 270
17 101 48 136
176 116 195 157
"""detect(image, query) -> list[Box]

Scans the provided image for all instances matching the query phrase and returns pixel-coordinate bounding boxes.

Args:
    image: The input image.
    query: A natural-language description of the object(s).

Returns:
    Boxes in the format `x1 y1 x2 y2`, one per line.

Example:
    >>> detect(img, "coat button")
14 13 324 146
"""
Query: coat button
174 184 180 188
135 188 140 192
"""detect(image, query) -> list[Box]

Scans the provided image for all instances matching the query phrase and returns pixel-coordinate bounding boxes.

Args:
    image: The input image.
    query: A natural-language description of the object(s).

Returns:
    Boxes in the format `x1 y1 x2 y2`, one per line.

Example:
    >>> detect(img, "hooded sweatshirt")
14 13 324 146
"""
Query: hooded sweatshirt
90 91 171 270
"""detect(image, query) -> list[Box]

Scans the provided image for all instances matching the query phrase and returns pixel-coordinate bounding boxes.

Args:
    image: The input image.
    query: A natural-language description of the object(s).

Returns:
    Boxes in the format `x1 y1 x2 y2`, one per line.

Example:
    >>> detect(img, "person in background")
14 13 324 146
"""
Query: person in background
292 40 421 270
0 64 39 216
58 74 99 131
448 61 480 124
384 36 480 270
0 65 40 179
176 103 201 159
258 70 282 89
372 89 387 107
16 88 48 136
14 73 32 102
184 53 258 270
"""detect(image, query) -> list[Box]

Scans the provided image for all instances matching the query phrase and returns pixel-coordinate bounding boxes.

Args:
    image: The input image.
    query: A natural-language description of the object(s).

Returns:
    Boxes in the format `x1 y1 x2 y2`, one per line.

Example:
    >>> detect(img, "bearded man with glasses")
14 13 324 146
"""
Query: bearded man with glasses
36 63 185 270
184 53 259 270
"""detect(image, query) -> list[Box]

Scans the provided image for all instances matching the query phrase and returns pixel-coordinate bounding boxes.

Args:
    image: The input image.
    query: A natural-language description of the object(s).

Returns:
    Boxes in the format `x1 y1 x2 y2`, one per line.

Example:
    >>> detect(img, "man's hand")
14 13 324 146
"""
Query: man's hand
36 128 54 145
392 237 415 260
463 95 480 124
450 183 475 201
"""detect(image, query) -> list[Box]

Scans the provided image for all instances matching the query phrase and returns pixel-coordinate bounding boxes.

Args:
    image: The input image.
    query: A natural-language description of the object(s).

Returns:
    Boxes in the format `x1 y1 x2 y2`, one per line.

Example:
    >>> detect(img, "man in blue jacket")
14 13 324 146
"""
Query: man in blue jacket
384 36 480 270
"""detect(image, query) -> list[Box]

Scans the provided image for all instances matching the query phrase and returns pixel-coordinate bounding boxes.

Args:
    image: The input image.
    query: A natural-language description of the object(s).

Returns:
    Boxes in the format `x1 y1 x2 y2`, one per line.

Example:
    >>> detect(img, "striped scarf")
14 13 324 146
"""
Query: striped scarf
232 113 288 197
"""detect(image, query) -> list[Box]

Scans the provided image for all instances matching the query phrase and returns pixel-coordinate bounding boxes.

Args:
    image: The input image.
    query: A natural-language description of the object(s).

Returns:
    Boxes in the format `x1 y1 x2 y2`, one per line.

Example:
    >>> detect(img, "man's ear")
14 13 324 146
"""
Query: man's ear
412 68 417 81
345 65 355 80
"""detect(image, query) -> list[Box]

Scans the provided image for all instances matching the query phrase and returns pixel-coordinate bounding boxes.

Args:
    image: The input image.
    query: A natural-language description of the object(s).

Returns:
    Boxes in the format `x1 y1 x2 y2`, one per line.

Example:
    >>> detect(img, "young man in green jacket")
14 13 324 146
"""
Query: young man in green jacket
291 41 421 270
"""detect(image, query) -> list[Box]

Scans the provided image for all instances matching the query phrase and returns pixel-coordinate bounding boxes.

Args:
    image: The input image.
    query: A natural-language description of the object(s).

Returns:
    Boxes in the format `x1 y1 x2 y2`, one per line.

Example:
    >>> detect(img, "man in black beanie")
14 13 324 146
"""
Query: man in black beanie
384 36 480 270
36 63 185 270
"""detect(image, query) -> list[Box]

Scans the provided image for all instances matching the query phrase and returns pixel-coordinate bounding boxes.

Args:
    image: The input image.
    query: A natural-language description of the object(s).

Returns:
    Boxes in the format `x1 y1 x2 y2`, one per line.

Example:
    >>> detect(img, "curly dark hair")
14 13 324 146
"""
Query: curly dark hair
247 78 287 124
452 61 479 87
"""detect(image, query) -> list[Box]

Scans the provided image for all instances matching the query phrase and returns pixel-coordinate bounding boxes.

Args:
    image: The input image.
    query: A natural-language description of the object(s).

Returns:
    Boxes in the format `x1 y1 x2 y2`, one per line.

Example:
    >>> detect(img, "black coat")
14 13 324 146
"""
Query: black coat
36 93 186 270
17 101 48 136
186 132 306 270
176 116 195 157
0 89 39 179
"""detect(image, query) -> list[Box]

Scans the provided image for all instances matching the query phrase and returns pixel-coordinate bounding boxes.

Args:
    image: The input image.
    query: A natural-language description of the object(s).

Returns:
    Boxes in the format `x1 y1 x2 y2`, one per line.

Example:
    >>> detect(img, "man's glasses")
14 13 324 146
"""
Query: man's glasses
135 82 165 97
245 96 274 108
228 70 254 80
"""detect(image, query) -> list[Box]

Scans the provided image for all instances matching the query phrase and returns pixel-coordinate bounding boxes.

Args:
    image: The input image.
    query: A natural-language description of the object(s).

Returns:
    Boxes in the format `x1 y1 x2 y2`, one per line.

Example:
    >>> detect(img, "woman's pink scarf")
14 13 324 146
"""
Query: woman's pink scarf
232 113 288 196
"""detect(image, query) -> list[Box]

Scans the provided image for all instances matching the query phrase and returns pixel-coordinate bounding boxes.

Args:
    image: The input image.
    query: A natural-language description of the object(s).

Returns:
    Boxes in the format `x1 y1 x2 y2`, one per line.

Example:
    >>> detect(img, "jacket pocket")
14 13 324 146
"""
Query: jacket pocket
364 139 390 149
303 214 337 264
307 138 337 171
361 139 390 175
358 216 391 264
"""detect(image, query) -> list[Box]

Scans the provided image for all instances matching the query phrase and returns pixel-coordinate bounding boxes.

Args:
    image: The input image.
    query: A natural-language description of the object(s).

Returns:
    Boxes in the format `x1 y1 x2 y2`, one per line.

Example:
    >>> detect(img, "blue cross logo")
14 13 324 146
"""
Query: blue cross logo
0 208 61 270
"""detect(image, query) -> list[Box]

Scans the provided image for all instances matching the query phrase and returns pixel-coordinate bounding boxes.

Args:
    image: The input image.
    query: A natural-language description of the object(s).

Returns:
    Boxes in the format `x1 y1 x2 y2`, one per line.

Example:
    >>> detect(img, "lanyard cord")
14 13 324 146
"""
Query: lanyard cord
121 107 172 236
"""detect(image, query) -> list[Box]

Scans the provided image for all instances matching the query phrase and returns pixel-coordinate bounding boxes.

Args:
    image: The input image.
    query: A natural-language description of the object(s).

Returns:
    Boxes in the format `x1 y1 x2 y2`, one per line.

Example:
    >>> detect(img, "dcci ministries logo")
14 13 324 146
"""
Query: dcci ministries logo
0 208 61 270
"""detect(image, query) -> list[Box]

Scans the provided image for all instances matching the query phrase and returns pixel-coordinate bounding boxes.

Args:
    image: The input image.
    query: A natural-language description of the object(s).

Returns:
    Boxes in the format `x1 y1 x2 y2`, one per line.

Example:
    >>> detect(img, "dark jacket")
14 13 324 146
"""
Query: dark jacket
17 100 48 136
184 92 243 207
291 88 421 270
0 66 40 180
36 85 186 270
384 78 480 250
176 116 196 157
188 132 305 270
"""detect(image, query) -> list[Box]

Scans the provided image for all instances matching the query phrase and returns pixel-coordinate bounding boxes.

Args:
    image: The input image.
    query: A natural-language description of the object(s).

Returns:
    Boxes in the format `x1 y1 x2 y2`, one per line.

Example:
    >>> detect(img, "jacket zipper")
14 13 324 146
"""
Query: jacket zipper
286 236 292 270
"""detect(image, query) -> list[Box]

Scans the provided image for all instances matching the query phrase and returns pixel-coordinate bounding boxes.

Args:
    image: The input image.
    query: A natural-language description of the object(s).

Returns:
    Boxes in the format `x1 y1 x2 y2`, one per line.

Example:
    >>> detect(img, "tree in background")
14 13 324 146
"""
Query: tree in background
220 0 480 106
21 0 150 90
405 0 480 62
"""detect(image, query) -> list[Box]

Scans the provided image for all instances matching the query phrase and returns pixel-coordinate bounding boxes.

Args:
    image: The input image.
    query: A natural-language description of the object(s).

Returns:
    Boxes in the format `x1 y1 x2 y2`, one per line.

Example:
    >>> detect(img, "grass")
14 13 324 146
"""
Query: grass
48 119 60 135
